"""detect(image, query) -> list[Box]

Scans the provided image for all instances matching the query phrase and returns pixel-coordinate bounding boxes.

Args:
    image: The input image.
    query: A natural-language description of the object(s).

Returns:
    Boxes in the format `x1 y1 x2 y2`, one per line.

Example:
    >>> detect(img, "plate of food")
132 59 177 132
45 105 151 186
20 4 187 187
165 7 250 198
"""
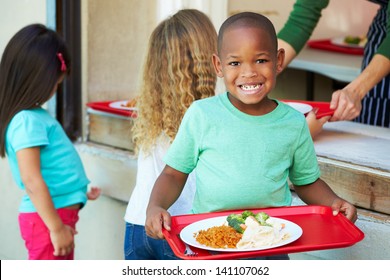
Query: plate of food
180 210 302 252
109 99 137 111
331 36 366 49
284 102 313 115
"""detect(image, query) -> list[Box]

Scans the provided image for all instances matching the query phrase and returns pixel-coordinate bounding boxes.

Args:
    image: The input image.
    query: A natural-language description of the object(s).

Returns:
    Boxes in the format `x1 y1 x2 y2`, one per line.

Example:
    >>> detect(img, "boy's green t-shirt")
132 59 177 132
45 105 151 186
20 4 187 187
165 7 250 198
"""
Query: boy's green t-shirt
164 93 320 214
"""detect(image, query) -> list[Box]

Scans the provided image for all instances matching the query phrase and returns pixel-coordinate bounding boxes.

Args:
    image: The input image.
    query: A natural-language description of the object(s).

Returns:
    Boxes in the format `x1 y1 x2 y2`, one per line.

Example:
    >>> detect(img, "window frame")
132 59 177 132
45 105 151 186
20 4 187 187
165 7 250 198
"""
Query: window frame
55 0 82 141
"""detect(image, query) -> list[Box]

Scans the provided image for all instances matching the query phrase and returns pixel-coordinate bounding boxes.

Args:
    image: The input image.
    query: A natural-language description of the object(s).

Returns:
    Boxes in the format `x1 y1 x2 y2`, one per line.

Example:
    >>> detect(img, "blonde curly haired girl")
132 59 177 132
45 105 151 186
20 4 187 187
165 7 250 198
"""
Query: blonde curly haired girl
124 9 217 260
132 9 217 154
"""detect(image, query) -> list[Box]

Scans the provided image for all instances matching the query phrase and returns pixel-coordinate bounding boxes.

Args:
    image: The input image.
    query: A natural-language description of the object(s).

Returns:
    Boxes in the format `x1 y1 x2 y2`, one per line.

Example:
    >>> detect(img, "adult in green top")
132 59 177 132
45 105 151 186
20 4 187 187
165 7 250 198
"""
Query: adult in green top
278 0 390 128
145 12 357 241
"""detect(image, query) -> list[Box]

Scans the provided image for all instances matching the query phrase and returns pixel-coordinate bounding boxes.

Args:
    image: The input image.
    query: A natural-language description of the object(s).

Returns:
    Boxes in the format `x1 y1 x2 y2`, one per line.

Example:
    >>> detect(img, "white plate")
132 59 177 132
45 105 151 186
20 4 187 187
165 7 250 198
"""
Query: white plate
330 37 364 49
109 100 137 111
285 102 313 115
180 216 302 252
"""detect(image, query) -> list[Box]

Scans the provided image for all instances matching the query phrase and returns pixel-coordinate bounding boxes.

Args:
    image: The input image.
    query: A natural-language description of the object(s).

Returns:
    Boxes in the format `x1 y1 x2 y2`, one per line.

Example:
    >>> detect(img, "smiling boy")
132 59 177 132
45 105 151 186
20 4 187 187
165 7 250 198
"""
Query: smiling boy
145 12 357 241
212 12 284 116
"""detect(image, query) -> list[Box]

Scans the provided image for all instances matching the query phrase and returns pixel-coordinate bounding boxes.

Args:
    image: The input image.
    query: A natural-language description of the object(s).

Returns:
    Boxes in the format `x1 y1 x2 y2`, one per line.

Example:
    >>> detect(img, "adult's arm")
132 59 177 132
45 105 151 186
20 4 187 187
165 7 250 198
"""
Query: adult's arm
277 0 329 68
330 54 390 120
330 2 390 121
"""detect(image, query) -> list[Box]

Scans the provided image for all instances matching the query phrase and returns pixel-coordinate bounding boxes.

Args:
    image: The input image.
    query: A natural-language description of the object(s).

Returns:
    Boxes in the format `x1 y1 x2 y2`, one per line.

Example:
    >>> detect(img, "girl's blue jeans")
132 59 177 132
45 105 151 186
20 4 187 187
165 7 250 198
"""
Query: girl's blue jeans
124 222 180 260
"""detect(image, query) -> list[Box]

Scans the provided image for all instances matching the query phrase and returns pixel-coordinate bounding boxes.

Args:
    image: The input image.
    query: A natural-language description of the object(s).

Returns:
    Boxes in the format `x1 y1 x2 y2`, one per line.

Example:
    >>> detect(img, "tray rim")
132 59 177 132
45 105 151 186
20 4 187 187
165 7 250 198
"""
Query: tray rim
307 39 364 56
281 99 335 118
163 205 364 260
86 101 137 117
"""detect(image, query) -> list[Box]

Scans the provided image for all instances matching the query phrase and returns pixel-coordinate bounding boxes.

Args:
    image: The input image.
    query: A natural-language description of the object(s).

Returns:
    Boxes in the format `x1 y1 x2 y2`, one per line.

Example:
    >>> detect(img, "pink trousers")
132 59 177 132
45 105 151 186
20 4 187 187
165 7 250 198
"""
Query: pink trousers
18 208 79 260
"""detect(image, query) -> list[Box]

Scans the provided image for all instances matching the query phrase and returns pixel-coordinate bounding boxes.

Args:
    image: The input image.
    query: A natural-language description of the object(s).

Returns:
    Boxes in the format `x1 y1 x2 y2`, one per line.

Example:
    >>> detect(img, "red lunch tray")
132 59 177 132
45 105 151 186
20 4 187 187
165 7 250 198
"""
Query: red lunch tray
281 99 335 119
86 101 137 117
162 205 364 260
307 39 364 56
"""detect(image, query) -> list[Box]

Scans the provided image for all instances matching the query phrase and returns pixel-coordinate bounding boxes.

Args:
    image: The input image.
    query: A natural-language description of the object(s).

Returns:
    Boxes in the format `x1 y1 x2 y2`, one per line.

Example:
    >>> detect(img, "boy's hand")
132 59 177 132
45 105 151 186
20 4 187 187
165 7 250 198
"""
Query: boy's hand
331 198 358 223
145 206 172 239
306 110 330 139
87 186 101 200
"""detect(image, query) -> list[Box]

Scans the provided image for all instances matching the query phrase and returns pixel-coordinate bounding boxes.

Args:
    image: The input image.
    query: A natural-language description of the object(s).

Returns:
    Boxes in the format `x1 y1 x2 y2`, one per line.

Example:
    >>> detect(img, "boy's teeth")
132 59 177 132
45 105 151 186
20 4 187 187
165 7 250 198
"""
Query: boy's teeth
241 84 259 90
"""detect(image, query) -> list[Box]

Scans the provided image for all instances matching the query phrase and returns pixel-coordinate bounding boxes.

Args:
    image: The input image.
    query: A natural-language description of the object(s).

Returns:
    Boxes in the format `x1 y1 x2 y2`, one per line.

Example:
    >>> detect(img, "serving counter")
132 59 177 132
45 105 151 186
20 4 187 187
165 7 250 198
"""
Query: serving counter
287 46 389 215
313 121 390 215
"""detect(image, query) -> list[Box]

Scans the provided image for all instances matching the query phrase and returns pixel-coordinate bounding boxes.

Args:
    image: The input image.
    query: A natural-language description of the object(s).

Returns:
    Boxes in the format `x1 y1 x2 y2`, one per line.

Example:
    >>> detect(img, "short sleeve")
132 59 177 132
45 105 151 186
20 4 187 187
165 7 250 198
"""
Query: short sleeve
7 112 49 152
289 122 321 186
164 103 202 174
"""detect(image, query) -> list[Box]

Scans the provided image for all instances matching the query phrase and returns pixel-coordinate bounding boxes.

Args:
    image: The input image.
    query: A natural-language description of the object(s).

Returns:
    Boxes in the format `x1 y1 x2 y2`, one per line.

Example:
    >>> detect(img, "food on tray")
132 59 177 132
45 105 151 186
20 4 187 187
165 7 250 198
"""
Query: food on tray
121 97 137 108
343 35 367 47
195 225 242 248
194 210 290 249
237 216 289 249
226 210 270 233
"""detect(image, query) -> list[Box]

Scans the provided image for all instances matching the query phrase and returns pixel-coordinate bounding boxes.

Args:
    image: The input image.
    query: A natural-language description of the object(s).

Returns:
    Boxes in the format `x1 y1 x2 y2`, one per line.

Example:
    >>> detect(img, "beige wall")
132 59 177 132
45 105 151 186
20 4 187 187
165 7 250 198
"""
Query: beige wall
228 0 379 37
83 0 228 104
84 0 157 103
0 0 46 54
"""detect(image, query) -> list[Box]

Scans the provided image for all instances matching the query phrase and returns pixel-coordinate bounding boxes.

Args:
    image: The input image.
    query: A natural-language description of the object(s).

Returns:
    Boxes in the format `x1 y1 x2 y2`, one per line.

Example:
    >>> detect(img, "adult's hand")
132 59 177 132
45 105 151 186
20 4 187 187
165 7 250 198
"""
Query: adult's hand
329 88 362 121
330 54 390 122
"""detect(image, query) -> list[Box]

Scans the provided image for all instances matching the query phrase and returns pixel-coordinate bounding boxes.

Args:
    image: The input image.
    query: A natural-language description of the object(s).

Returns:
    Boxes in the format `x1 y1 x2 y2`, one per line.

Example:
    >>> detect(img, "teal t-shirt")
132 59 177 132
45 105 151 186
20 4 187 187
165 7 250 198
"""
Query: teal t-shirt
5 108 90 212
164 93 320 214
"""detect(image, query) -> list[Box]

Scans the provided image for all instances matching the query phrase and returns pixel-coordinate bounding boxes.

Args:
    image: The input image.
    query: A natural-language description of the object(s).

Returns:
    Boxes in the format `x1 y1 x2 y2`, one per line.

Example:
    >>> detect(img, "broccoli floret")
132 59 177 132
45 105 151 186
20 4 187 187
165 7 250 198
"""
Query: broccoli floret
227 214 246 233
255 212 270 225
227 211 272 232
344 36 361 45
241 210 255 220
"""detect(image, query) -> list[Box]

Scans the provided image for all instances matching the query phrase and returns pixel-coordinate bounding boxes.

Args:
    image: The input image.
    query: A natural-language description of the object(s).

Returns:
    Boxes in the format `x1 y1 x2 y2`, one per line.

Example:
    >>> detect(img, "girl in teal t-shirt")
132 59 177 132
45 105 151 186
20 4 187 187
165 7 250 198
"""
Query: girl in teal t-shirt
0 24 100 260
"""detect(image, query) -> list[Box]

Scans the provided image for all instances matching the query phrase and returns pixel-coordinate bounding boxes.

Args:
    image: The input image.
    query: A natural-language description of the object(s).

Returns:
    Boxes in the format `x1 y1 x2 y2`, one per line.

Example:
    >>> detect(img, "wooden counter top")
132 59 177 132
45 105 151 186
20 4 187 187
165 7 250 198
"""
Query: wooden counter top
313 121 390 215
315 121 390 172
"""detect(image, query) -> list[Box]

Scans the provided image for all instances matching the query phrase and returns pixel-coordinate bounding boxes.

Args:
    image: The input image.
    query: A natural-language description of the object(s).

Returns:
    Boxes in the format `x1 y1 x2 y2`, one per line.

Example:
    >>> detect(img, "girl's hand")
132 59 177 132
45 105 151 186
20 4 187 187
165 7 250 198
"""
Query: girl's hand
145 206 172 239
331 198 358 223
50 224 77 256
87 186 101 200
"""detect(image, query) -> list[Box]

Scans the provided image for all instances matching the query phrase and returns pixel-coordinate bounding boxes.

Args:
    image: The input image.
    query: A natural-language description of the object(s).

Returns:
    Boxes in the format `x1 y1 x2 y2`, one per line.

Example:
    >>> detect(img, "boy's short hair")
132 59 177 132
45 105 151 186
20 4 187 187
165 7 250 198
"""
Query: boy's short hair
217 12 277 54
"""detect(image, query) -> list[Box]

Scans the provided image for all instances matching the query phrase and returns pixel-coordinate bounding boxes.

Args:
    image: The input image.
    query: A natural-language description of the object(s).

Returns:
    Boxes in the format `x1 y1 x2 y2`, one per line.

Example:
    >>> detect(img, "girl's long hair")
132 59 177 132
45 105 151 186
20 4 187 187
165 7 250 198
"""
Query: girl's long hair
132 9 217 154
0 23 70 157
